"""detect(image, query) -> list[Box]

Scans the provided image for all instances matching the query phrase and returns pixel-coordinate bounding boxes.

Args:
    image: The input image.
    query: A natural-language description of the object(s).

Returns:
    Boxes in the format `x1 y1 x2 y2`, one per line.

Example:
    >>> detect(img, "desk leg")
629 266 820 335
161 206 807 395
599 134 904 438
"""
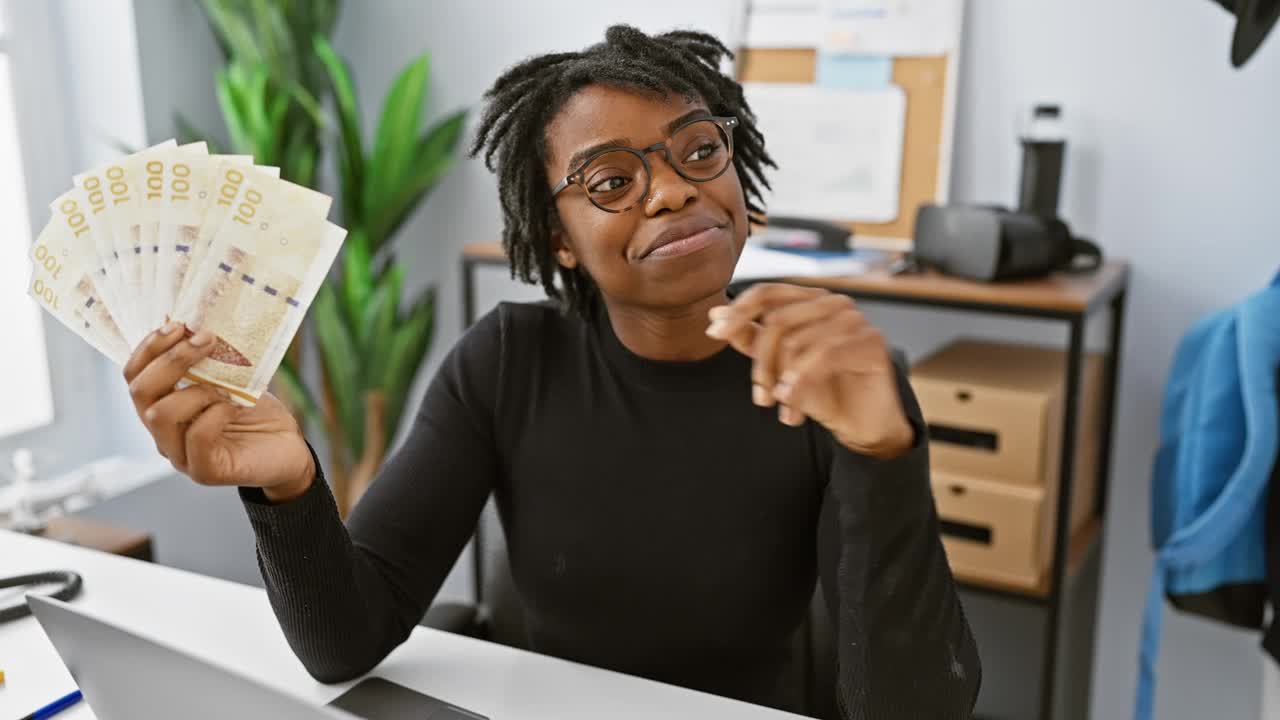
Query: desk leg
462 257 478 329
1040 315 1086 720
1095 290 1127 517
459 255 485 607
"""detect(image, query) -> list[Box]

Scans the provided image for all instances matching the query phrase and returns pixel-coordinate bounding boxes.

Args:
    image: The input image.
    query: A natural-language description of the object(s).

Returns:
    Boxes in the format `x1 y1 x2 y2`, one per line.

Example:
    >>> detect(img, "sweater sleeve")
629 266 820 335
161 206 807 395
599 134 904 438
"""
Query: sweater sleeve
818 355 982 718
238 308 504 683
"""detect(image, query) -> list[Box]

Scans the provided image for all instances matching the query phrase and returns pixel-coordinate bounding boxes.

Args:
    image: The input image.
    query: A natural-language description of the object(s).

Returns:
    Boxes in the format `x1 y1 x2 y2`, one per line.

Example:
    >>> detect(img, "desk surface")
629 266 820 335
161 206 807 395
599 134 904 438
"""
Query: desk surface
462 241 1129 315
0 531 803 720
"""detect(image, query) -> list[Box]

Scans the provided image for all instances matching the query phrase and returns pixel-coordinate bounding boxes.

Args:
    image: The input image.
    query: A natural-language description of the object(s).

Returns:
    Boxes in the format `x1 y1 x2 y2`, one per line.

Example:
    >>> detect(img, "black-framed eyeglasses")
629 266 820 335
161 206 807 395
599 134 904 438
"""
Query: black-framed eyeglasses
550 115 739 213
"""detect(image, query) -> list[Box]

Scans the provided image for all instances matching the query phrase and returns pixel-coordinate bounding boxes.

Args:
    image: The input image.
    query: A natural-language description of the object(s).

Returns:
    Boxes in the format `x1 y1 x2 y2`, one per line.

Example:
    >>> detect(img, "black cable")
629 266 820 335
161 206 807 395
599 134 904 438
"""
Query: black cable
0 570 83 623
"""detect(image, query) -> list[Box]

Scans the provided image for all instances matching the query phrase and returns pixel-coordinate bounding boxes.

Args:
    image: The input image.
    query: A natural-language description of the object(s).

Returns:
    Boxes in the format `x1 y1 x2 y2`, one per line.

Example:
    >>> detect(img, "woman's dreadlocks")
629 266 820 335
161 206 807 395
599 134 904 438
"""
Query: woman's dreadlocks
468 24 774 317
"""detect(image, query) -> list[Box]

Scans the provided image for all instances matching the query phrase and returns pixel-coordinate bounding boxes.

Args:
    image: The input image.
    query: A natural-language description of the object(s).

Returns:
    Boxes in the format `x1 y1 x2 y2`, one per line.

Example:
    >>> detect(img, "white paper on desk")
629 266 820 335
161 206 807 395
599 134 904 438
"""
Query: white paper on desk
745 83 906 223
732 244 891 281
820 0 961 57
746 0 824 48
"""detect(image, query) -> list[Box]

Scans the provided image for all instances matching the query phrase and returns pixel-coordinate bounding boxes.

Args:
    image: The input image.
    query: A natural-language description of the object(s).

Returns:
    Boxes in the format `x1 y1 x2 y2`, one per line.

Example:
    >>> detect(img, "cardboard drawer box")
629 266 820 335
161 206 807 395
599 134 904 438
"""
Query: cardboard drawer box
911 339 1104 531
932 469 1052 591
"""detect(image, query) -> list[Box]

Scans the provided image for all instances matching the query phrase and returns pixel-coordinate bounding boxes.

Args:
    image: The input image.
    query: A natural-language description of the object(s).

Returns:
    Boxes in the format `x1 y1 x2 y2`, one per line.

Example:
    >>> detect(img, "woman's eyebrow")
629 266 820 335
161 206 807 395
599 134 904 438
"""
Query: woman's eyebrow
566 139 628 173
663 109 712 134
564 109 713 173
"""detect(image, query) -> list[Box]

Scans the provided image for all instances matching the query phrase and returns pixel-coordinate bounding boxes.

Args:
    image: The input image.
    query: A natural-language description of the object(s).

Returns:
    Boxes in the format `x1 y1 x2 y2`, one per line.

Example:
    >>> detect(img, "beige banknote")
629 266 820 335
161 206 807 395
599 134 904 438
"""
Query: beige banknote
47 184 129 345
27 220 130 365
72 139 177 345
173 167 343 404
138 142 207 332
171 160 281 319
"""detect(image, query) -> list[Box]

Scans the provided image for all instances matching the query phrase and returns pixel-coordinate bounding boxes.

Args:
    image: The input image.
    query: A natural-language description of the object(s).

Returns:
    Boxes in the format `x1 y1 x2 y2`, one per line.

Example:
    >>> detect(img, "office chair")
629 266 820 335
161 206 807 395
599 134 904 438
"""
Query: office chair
421 350 914 720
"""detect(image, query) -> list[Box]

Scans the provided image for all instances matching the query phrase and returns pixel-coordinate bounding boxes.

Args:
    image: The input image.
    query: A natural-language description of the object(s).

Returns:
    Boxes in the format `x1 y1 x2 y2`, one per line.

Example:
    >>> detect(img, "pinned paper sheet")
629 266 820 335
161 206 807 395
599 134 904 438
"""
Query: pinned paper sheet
744 83 906 223
815 52 894 90
745 0 823 48
821 0 961 57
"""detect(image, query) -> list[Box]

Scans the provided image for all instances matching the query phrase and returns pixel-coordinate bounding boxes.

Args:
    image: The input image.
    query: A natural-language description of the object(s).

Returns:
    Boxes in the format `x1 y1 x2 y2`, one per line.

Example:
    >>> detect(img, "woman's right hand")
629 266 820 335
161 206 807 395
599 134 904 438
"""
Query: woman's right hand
124 321 315 502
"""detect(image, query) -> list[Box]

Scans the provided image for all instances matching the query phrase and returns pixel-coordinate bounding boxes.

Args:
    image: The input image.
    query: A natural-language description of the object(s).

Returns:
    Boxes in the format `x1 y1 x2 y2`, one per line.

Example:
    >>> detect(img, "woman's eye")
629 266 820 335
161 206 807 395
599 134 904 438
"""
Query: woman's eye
588 175 631 194
684 142 721 163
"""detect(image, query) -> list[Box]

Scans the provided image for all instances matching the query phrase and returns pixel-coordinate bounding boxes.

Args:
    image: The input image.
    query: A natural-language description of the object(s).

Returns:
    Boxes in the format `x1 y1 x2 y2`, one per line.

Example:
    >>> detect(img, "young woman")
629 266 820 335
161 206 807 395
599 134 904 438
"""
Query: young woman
123 25 979 718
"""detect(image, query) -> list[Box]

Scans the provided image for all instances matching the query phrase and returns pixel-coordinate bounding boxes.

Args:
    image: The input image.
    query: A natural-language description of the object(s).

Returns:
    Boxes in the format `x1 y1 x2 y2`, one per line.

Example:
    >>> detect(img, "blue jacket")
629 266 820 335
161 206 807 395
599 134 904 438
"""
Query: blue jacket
1137 271 1280 719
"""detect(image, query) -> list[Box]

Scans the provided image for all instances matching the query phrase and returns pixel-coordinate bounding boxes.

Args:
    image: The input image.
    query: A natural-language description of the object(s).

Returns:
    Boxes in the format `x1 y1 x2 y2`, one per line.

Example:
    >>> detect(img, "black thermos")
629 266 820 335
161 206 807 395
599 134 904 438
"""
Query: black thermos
1018 104 1065 216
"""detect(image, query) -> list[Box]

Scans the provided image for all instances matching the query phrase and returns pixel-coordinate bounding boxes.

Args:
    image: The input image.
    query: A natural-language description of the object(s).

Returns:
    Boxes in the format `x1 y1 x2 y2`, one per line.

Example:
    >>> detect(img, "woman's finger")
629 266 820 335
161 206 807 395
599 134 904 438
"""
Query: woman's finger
774 307 866 371
707 283 824 349
749 293 858 402
143 385 227 471
775 325 887 416
184 401 241 486
778 403 807 427
123 321 187 384
127 328 218 414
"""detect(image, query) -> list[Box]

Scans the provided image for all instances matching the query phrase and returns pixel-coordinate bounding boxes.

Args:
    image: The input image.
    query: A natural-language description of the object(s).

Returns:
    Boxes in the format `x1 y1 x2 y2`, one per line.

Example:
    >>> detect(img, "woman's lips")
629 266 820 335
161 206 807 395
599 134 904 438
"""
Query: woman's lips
645 226 728 259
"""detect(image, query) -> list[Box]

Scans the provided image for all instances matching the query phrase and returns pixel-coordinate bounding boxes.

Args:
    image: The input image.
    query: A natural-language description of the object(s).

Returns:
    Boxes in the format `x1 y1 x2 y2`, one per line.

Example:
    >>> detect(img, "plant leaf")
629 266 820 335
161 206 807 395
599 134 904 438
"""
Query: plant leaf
341 228 373 330
245 65 272 158
364 108 466 247
214 66 251 154
365 155 453 250
365 54 429 240
313 284 365 458
313 35 365 226
381 288 435 437
275 358 322 431
283 128 319 190
266 87 291 160
201 0 263 63
415 109 468 168
360 264 403 387
173 113 223 153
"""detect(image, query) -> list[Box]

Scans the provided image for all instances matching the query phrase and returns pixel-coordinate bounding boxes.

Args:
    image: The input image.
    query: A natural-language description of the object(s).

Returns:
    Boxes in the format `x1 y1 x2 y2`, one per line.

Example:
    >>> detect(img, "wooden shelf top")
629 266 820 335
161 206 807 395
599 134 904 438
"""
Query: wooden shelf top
462 241 1128 315
784 261 1129 315
463 241 507 263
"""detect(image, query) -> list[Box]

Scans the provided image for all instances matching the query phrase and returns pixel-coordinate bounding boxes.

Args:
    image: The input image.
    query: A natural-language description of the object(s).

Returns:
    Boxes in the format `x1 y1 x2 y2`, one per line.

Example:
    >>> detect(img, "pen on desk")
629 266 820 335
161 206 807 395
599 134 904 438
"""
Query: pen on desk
18 689 82 720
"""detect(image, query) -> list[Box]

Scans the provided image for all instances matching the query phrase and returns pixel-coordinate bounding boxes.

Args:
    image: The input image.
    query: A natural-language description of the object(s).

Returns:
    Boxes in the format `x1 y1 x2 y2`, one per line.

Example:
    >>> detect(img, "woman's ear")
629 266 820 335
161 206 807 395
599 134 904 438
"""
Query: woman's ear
551 227 579 269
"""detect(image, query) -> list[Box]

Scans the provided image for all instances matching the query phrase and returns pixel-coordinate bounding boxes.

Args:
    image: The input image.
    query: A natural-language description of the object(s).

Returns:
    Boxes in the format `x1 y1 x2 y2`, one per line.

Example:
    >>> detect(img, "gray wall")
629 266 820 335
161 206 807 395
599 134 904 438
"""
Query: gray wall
124 1 1280 717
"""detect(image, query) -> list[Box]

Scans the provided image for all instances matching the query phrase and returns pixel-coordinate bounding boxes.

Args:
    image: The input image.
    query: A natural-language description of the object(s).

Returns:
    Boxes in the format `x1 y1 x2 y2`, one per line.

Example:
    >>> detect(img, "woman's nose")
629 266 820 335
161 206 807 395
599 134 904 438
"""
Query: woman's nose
644 153 698 216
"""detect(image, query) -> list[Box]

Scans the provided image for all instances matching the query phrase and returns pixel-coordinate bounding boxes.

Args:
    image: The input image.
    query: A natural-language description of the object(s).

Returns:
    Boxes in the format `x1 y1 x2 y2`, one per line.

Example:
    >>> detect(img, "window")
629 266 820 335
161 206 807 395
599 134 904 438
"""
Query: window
0 2 54 438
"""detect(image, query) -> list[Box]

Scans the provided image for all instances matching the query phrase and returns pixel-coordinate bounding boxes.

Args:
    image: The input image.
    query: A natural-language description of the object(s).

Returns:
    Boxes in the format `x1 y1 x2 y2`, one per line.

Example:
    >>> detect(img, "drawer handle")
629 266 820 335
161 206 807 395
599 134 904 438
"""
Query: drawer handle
927 423 999 451
955 389 972 402
948 484 966 496
939 518 992 545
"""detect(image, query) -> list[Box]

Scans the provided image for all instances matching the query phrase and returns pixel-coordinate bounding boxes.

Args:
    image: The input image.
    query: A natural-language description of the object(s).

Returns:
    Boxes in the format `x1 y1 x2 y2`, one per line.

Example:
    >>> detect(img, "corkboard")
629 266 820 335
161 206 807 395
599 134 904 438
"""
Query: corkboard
738 49 954 248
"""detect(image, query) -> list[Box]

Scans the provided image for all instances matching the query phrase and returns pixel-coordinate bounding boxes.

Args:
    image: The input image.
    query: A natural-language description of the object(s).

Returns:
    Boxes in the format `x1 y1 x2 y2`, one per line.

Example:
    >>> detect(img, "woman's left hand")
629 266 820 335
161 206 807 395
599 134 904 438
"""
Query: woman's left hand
707 283 915 459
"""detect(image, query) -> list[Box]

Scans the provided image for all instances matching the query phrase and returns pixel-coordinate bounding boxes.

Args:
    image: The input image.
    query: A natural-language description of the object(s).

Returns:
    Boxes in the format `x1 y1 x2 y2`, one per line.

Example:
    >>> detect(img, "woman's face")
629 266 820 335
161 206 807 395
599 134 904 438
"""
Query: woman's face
543 85 749 313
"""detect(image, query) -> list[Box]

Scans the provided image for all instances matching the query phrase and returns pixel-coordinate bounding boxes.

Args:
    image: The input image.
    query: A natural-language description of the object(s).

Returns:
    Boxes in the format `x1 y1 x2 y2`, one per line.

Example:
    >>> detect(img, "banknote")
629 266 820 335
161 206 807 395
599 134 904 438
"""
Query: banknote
171 160 282 320
71 139 177 345
27 220 130 365
28 140 346 406
173 166 342 404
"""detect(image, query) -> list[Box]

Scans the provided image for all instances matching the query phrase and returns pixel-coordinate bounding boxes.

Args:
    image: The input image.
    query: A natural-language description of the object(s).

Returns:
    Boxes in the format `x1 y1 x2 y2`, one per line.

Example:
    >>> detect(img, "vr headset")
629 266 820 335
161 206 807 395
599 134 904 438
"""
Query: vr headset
911 204 1102 282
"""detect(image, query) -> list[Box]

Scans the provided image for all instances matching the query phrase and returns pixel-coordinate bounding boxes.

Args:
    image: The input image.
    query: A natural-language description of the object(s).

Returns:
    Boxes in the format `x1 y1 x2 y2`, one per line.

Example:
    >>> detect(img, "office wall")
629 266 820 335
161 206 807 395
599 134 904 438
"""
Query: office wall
123 1 1280 716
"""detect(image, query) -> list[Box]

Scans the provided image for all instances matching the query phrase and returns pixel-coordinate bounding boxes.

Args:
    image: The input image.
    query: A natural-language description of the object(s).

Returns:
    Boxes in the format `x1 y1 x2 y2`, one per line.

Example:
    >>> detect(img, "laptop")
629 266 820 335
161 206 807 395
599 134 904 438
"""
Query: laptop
28 595 487 719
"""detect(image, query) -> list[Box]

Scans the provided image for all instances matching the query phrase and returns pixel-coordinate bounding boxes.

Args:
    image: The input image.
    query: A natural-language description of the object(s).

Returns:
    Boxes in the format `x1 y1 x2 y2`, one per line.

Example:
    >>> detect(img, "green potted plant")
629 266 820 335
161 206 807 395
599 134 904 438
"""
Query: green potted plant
183 2 466 516
277 38 466 516
181 0 339 187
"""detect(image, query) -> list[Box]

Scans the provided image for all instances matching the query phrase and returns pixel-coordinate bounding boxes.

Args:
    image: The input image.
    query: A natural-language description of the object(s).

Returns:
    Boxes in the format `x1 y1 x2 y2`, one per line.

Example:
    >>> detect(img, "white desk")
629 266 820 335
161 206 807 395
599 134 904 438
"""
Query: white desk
1 530 804 719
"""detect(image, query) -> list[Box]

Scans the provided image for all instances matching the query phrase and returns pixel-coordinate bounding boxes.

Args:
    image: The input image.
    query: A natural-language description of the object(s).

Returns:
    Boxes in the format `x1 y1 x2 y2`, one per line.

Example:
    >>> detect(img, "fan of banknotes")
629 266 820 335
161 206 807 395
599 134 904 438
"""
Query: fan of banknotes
26 140 347 405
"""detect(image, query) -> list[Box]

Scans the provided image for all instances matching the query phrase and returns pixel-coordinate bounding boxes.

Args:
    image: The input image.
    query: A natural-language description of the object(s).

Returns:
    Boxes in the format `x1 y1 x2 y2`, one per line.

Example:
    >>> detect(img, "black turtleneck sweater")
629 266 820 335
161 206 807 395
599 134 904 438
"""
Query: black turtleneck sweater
239 300 980 718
